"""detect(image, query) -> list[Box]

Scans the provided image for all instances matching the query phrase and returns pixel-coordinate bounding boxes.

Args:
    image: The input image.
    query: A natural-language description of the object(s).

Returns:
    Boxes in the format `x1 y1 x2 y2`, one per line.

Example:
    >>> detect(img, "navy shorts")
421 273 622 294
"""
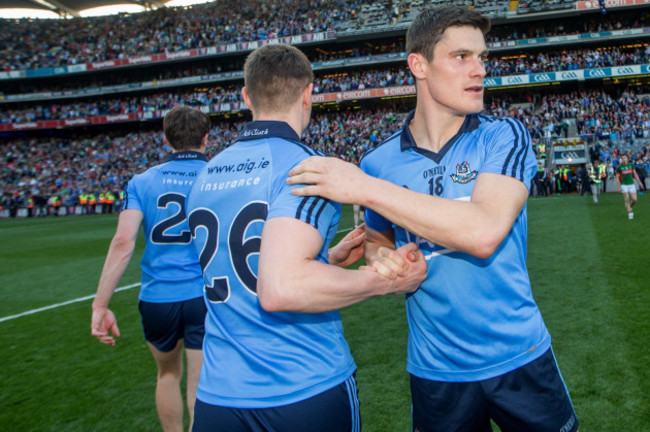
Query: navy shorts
192 375 360 432
411 348 578 432
138 296 207 352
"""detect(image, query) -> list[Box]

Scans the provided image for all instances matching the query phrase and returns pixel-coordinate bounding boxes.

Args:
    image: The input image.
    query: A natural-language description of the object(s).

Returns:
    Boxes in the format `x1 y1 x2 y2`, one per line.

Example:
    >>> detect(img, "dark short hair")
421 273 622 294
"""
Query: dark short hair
244 43 314 113
406 5 490 61
163 105 211 151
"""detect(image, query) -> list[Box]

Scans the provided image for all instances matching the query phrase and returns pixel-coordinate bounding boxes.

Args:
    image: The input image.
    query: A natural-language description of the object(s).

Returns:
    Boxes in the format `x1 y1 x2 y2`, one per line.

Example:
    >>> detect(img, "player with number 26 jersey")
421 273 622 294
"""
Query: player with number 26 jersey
186 121 354 409
122 151 207 303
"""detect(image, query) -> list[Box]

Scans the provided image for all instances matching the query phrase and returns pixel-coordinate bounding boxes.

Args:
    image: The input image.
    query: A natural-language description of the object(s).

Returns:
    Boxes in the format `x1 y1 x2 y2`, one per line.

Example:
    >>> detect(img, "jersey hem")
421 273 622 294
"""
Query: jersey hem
407 334 551 382
195 364 357 409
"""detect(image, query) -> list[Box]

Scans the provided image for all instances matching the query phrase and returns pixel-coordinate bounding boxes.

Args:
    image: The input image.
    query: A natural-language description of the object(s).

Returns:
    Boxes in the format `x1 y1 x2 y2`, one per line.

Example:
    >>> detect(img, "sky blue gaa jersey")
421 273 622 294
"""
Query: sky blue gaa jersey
361 111 550 382
186 121 354 408
122 151 207 303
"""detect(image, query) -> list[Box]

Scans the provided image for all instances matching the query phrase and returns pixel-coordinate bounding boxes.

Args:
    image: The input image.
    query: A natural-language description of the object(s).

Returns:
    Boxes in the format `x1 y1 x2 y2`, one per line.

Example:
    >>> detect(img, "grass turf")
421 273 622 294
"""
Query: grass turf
0 194 648 431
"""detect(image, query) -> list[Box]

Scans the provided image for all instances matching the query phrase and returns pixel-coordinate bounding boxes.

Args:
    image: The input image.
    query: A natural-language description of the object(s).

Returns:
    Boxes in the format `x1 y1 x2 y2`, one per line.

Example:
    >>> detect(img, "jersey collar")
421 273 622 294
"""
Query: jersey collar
164 151 208 162
400 110 481 163
238 120 301 142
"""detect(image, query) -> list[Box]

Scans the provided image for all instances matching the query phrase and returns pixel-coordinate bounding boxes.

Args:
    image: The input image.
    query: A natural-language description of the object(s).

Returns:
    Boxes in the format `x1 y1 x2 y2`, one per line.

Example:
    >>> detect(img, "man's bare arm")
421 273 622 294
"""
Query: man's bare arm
288 156 528 259
91 209 142 345
257 217 426 313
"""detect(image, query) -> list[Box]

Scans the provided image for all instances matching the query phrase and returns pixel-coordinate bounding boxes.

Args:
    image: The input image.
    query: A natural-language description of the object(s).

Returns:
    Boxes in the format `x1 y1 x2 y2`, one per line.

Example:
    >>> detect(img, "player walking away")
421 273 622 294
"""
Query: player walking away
186 43 426 432
588 161 601 205
288 6 578 432
91 106 211 432
616 153 642 219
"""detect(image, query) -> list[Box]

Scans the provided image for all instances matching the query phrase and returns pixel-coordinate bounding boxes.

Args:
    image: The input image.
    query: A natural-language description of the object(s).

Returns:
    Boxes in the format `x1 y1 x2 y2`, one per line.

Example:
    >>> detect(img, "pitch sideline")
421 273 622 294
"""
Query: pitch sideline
0 283 141 323
0 227 356 323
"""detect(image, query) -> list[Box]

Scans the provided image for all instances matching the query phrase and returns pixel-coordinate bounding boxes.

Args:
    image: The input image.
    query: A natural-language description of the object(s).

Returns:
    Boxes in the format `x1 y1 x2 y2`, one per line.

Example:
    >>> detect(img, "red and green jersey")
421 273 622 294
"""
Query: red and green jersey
616 163 635 185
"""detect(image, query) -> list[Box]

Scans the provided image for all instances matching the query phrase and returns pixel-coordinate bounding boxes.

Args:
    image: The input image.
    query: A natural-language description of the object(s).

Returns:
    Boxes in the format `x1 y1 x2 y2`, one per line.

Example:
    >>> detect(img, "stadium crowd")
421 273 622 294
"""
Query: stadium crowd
2 2 650 216
0 0 357 71
0 0 648 72
2 87 649 217
3 40 650 100
3 42 650 125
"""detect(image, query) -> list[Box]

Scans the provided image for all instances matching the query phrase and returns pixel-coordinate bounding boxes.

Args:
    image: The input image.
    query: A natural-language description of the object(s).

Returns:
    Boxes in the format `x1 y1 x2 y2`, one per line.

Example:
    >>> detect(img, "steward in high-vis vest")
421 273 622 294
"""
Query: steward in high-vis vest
99 192 106 214
79 193 88 214
561 167 570 193
598 162 607 192
88 193 97 214
26 197 34 217
51 195 61 216
588 162 601 205
105 191 116 214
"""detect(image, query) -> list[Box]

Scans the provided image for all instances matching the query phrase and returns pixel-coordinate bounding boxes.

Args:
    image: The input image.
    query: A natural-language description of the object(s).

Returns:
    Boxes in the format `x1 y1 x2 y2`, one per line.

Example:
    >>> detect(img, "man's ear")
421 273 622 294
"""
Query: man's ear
407 53 428 79
242 87 253 111
302 83 313 110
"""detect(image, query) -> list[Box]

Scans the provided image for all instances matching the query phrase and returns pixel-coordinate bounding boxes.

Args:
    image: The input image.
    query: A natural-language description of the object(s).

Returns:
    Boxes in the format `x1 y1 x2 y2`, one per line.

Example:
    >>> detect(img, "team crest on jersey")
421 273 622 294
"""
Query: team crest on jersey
450 161 477 184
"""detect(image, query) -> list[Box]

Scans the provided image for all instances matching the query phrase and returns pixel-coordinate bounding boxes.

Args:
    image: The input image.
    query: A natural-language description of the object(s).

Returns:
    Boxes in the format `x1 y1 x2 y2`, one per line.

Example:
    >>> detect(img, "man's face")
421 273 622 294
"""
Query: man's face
423 25 488 116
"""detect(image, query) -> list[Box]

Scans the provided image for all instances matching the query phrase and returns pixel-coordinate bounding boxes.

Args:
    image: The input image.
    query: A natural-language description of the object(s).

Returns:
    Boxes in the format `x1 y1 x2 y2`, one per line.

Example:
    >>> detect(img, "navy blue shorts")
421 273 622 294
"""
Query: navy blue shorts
411 348 578 432
192 375 360 432
138 296 207 352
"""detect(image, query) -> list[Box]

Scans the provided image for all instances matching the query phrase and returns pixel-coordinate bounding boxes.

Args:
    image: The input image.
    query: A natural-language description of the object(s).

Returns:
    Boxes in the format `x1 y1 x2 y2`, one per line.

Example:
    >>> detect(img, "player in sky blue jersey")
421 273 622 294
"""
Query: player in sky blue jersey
186 44 426 432
288 6 578 432
92 106 211 432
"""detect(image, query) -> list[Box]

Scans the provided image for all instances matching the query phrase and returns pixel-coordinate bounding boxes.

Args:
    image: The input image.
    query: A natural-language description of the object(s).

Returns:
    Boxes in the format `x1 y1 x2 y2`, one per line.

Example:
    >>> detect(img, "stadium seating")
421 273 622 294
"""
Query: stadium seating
1 0 650 216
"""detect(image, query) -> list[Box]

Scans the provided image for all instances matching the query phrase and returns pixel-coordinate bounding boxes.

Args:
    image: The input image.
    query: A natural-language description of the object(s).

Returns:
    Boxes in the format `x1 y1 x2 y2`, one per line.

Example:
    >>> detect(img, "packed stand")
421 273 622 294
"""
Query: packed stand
4 87 650 216
3 42 650 125
1 0 648 73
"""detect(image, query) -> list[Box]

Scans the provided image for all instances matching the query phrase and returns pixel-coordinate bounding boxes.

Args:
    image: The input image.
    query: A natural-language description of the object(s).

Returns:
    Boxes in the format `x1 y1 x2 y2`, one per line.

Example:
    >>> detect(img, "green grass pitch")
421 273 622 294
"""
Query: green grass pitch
0 194 648 431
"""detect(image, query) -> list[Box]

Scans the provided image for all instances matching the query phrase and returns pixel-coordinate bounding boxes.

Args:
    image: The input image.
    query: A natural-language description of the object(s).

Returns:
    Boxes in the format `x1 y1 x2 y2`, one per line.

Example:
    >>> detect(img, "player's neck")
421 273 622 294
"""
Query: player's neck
410 105 466 153
254 105 305 139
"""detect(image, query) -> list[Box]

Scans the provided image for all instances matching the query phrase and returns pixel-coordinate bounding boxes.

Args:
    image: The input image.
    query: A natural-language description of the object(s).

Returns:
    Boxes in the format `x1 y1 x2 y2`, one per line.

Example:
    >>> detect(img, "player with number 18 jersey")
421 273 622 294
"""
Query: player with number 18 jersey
361 111 548 382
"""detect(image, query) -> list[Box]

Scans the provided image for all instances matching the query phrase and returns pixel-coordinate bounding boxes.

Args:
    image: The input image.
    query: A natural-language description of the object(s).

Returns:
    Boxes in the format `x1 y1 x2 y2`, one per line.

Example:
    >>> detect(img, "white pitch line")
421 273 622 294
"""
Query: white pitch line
1 226 358 324
0 282 141 323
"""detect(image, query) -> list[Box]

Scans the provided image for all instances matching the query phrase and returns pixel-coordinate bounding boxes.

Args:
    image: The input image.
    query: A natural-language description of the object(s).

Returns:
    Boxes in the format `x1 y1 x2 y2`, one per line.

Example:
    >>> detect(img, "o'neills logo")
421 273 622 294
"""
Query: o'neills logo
242 128 269 137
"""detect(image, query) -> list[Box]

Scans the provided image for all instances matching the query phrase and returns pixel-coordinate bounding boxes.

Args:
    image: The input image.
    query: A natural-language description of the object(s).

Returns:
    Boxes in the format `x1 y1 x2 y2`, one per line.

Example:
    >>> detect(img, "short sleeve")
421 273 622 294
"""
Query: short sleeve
267 147 341 242
359 155 393 233
121 176 143 212
481 118 537 189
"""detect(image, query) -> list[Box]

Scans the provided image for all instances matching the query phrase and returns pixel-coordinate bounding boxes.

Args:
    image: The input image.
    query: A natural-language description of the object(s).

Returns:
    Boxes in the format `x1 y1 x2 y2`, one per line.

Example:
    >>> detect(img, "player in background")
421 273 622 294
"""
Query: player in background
186 43 427 432
91 106 210 432
616 153 642 219
288 6 578 432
